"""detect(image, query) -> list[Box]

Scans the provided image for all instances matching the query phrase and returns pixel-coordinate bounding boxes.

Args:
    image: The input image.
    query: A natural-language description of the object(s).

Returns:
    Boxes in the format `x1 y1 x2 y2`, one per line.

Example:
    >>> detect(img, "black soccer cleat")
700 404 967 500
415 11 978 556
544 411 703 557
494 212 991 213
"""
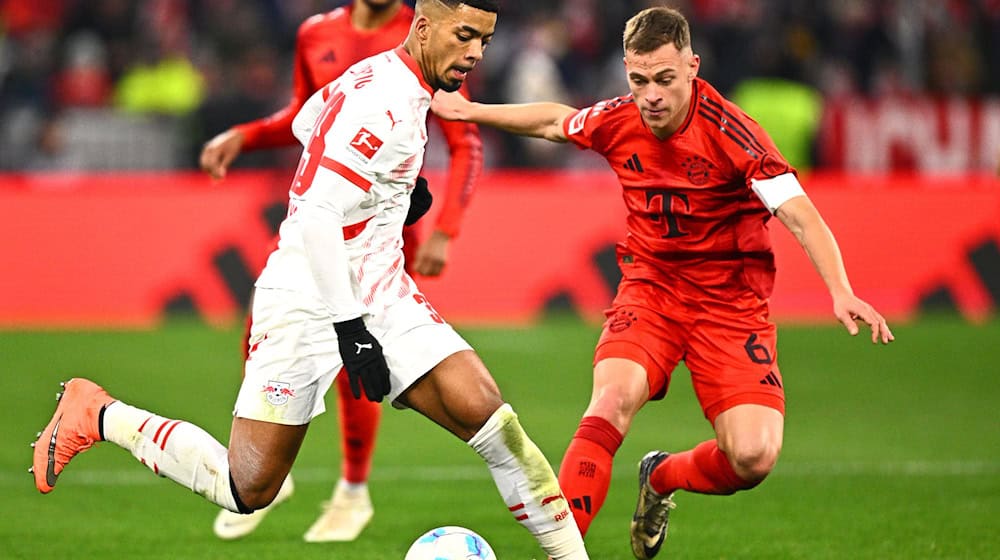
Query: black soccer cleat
630 451 676 559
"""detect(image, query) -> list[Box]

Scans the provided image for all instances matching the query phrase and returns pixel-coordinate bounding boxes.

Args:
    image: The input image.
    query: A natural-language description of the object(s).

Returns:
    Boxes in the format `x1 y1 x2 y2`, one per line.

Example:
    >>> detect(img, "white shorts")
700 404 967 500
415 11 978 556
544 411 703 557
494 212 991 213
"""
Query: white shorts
234 287 472 425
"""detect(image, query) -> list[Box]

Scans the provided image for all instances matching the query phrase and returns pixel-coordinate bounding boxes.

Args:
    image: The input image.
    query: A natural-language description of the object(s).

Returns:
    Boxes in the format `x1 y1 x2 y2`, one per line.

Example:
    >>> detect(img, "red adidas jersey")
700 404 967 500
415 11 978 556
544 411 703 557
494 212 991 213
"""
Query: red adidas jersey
234 4 482 237
563 78 796 300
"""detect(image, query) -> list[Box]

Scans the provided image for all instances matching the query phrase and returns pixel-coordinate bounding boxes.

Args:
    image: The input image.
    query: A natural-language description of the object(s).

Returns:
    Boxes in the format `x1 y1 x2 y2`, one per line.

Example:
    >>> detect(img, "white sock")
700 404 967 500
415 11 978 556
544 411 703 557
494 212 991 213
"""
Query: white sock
336 478 368 493
468 403 589 560
102 401 244 512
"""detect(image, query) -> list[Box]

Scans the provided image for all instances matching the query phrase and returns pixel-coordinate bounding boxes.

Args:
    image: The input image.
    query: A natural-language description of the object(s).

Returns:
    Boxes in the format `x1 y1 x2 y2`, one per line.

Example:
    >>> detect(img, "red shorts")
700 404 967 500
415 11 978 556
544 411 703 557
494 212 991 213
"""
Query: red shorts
594 277 785 423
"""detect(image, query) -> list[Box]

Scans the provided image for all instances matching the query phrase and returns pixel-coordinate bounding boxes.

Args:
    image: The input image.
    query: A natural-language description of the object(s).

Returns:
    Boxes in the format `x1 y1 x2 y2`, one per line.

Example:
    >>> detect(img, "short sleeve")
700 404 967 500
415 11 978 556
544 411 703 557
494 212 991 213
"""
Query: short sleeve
562 96 635 155
563 106 596 150
711 99 798 184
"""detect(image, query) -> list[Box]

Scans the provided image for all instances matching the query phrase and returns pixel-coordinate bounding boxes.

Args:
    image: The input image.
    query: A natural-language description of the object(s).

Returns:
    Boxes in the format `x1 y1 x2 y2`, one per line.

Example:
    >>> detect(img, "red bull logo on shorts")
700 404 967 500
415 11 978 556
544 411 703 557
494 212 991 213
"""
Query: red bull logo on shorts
262 381 296 406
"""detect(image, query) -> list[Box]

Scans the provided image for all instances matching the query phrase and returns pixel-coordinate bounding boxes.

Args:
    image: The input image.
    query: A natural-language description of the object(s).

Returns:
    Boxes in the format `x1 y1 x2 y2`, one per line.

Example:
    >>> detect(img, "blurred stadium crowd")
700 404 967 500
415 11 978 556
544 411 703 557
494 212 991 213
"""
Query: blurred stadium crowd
1 0 999 171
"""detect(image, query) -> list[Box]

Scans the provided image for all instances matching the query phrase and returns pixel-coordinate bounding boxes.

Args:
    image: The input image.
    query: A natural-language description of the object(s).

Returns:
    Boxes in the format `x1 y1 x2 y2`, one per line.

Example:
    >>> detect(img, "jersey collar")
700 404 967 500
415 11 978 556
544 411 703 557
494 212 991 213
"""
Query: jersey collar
394 46 435 96
672 78 700 137
635 79 700 141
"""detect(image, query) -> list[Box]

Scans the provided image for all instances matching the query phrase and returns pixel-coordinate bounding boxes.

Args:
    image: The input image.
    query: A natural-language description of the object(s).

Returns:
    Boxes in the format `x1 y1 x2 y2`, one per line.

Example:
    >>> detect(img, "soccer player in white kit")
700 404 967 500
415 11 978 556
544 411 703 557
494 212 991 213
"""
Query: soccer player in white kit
30 1 590 558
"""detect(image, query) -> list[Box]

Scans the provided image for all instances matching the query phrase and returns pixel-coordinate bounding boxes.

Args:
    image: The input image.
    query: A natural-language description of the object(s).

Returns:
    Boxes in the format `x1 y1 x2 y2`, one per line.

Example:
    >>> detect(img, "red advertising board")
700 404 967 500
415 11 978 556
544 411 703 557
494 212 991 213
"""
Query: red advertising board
1 171 997 328
820 96 1000 172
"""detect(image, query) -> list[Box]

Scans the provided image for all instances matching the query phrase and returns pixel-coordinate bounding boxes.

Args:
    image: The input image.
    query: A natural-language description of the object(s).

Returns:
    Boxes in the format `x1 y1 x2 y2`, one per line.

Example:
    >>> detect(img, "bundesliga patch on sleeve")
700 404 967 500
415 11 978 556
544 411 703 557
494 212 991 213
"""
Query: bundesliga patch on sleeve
567 108 589 136
349 127 384 160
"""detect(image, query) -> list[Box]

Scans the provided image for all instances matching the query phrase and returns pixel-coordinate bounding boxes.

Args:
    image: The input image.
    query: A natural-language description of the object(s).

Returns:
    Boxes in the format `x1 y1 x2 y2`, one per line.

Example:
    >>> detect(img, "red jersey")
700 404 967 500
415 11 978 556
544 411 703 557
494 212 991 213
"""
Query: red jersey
234 4 481 237
563 78 796 301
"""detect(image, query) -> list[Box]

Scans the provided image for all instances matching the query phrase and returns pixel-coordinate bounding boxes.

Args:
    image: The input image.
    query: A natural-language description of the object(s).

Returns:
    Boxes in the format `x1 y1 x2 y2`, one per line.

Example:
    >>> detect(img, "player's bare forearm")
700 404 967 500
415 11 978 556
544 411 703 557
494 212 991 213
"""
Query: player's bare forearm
432 91 574 142
776 196 852 298
473 102 575 142
777 196 894 343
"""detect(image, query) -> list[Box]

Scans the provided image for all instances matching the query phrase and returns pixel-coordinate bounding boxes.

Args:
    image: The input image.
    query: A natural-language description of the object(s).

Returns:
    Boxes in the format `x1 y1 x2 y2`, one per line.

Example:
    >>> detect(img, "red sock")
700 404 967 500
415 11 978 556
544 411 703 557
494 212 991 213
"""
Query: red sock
558 416 623 537
336 372 382 483
650 440 754 496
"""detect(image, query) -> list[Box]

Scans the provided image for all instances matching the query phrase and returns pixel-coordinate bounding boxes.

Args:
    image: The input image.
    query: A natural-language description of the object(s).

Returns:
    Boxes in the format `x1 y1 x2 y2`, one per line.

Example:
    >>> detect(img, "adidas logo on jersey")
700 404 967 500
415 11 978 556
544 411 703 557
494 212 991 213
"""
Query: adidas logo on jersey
759 371 783 388
623 153 644 173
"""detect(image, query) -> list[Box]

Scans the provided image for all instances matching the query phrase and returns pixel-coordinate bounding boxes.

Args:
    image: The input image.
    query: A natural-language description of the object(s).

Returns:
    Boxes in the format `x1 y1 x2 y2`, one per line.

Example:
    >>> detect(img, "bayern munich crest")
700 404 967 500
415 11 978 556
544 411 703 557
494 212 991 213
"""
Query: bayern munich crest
609 310 637 333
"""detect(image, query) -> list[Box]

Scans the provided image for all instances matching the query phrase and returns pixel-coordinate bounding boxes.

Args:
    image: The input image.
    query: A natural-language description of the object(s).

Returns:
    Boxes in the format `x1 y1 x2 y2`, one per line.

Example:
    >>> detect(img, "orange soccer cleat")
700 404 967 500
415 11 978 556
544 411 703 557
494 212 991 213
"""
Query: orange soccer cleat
31 378 115 494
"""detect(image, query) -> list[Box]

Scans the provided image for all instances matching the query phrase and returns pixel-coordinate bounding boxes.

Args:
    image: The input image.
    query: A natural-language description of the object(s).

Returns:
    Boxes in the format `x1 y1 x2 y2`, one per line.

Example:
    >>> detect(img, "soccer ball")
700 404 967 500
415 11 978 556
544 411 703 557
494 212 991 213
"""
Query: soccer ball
403 526 497 560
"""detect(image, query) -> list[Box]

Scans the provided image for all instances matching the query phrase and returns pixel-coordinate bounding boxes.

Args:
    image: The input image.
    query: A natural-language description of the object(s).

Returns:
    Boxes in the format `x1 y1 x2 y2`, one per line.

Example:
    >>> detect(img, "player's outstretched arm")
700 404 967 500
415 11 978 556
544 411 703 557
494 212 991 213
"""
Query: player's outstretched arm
775 195 894 344
199 129 246 180
431 90 576 142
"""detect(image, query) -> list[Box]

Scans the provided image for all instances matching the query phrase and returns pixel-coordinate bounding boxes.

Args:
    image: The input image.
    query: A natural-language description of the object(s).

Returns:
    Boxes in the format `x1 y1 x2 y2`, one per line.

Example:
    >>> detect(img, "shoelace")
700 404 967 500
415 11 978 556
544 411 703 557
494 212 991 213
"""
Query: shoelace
640 489 676 536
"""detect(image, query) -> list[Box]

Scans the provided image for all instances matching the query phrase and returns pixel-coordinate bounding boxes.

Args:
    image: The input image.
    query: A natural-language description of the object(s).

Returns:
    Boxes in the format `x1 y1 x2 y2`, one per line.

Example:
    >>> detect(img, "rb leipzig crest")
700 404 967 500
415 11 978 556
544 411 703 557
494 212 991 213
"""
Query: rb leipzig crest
263 381 296 406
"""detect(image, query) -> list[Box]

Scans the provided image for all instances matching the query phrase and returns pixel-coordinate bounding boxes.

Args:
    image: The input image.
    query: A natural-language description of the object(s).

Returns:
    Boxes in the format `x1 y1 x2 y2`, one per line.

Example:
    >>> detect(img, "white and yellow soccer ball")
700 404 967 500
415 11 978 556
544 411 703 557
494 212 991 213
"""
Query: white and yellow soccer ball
403 526 497 560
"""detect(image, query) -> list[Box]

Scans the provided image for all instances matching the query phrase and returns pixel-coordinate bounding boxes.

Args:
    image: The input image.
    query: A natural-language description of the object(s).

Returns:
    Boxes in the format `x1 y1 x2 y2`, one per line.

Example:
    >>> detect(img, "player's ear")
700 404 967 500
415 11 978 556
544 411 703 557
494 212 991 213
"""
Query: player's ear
414 15 433 44
688 53 700 81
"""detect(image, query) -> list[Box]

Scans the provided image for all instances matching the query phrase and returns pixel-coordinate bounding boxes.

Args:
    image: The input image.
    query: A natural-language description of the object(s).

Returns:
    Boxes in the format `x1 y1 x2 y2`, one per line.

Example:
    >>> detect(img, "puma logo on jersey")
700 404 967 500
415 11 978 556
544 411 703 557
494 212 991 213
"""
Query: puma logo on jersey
386 110 402 130
354 342 373 354
349 127 383 159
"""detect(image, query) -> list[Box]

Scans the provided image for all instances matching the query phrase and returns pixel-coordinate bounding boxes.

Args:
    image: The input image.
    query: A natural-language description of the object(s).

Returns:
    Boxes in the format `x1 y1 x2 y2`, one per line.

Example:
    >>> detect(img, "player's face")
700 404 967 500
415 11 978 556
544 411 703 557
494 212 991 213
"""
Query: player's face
624 43 700 138
421 6 496 92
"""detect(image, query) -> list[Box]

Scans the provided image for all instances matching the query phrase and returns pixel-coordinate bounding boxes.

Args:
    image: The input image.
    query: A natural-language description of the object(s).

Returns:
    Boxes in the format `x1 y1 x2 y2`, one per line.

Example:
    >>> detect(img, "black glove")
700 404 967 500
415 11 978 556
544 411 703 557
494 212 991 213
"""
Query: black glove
334 317 391 402
405 176 433 225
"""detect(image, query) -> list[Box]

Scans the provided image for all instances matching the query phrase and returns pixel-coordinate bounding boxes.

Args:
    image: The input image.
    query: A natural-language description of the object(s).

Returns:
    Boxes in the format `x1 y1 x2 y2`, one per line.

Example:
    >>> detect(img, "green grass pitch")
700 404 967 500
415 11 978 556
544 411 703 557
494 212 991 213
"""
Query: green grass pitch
1 316 997 559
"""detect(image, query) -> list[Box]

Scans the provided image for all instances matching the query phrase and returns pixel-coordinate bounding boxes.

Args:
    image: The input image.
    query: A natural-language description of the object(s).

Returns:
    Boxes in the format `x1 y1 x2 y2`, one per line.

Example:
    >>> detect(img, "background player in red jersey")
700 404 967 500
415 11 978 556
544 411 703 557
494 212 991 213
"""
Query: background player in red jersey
198 0 483 543
200 0 482 277
432 6 893 559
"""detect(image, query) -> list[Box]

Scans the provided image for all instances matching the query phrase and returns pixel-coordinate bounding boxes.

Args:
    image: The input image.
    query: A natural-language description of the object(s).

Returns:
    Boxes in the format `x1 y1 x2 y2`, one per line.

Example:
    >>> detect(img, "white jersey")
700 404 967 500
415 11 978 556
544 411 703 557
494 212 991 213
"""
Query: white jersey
255 47 434 321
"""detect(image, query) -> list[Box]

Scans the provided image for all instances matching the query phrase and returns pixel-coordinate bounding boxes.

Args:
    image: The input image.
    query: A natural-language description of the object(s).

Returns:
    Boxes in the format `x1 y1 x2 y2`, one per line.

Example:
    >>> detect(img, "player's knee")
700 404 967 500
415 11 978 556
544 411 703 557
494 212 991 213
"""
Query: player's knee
586 384 644 433
726 440 781 484
464 395 504 433
232 476 284 511
447 379 505 440
228 461 286 511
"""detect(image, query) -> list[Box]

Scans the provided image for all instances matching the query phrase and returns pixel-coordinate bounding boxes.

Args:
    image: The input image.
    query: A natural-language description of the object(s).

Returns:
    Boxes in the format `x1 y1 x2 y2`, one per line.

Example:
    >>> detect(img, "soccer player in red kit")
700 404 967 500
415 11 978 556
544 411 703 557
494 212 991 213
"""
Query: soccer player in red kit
198 0 482 543
432 6 893 558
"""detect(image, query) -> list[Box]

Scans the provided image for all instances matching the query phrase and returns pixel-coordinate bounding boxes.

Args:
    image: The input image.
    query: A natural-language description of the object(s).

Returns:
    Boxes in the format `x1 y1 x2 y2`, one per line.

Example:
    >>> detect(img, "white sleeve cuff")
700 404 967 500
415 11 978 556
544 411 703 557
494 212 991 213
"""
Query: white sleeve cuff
751 173 806 214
